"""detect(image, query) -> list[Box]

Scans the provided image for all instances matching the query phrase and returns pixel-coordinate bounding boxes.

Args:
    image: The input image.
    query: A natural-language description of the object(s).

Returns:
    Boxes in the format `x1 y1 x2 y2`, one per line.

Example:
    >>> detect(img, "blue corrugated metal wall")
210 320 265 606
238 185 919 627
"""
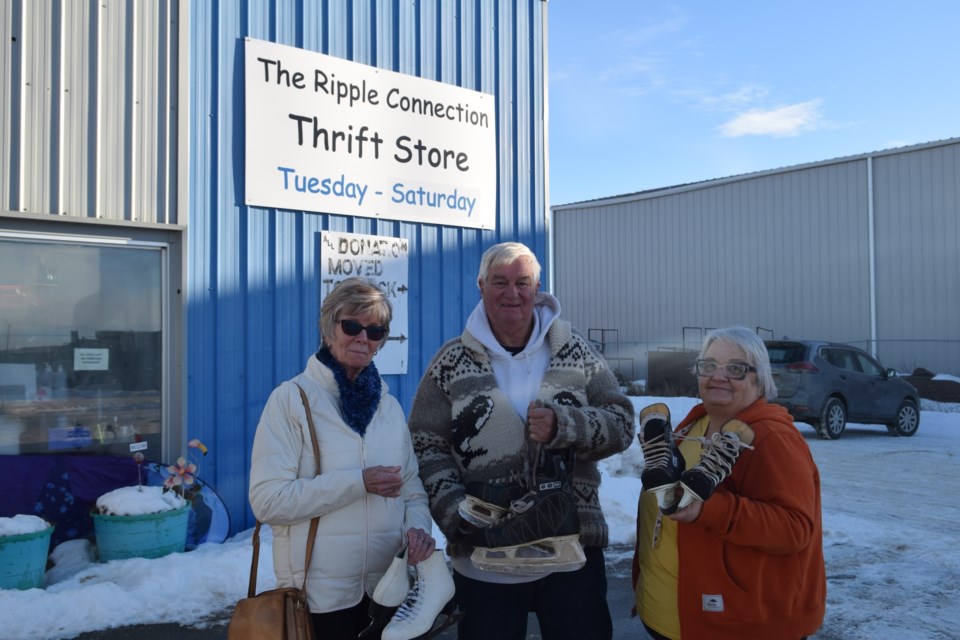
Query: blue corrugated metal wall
187 0 548 533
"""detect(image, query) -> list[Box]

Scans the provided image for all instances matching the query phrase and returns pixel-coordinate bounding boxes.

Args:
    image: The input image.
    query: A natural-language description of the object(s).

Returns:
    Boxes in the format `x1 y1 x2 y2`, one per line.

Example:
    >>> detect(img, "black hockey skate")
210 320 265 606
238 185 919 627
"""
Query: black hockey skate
638 403 686 515
463 449 585 574
677 419 755 510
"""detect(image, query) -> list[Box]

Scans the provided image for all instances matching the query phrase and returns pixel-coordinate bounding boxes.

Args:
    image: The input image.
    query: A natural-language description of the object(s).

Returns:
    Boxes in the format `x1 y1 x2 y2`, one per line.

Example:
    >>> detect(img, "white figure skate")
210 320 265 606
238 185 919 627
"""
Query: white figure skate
359 548 410 640
381 551 459 640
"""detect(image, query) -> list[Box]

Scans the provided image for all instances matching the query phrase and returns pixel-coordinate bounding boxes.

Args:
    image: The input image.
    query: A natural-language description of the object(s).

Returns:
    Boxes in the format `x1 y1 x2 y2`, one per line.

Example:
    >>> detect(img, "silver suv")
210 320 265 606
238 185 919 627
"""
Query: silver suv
764 340 921 440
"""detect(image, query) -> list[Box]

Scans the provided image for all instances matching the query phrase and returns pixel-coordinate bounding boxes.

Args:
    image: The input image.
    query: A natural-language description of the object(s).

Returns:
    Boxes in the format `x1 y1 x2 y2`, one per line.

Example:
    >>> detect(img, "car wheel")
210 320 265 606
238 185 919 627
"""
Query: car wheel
889 400 920 437
818 398 846 440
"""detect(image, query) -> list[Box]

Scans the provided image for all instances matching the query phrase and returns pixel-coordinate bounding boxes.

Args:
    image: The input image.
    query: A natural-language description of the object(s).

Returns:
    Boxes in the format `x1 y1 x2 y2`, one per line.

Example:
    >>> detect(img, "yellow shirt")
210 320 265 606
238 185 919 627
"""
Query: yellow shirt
635 415 709 640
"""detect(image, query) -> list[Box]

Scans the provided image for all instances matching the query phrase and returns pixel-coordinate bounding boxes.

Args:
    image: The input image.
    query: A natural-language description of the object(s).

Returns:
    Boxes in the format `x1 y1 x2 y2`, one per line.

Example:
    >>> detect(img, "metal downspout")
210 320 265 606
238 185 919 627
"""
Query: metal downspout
867 156 878 356
542 0 553 293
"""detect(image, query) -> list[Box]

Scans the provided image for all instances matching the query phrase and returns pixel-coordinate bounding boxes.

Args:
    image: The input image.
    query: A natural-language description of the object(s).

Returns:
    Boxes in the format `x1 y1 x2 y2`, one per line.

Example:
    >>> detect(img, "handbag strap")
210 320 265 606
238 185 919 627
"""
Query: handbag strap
245 381 323 599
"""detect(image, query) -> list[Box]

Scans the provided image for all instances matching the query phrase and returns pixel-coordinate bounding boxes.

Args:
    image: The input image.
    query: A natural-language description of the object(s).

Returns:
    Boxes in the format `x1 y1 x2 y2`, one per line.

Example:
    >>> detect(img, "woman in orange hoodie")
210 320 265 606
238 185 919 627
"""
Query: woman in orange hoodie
632 326 826 639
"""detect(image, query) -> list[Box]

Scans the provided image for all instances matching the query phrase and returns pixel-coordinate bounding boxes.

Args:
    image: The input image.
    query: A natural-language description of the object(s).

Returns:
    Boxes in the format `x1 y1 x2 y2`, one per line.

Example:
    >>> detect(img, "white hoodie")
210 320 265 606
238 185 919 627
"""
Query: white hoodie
464 292 561 422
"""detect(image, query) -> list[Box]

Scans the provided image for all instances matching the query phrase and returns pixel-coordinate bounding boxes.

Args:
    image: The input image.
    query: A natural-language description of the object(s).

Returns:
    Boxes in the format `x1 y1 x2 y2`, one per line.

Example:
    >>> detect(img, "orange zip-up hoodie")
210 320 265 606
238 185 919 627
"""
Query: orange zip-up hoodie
633 400 826 639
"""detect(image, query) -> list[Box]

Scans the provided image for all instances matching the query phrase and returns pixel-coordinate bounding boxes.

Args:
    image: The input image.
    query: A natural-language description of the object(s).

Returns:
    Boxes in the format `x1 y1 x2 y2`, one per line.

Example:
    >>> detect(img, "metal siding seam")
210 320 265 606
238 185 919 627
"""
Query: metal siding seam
329 0 349 57
215 0 247 530
23 1 50 213
109 0 122 218
246 207 273 509
866 158 877 355
507 0 520 240
186 0 216 525
0 2 15 209
440 226 460 350
275 0 298 47
154 0 171 224
176 0 189 228
53 0 65 216
494 0 511 240
68 4 90 217
534 0 548 277
245 0 270 42
514 0 530 239
19 1 31 210
353 0 372 63
130 0 140 222
373 0 394 70
417 225 442 371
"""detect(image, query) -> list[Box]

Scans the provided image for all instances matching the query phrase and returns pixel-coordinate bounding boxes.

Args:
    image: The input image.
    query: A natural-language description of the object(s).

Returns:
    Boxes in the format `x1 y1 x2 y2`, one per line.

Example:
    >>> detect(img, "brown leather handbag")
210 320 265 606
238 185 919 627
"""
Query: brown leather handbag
227 383 322 640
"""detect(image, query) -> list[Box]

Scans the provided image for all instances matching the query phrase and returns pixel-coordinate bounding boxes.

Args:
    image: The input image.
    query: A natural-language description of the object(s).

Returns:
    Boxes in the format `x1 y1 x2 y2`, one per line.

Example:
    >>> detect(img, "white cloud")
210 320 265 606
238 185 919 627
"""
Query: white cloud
719 99 824 137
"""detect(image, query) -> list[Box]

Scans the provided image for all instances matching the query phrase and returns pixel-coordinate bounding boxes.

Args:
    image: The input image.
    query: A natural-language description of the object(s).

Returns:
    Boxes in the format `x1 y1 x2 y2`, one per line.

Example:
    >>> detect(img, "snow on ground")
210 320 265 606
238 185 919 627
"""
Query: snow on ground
1 396 958 640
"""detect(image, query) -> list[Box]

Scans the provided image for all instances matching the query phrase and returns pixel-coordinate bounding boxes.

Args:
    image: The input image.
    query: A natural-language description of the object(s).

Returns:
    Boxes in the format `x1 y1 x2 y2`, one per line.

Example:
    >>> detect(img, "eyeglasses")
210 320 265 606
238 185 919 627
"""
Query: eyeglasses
695 359 757 380
340 319 387 341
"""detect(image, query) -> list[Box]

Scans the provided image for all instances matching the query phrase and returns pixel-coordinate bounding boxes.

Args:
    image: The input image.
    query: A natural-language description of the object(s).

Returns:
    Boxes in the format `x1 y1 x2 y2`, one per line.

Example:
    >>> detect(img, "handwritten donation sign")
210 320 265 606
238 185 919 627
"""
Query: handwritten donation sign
245 38 496 229
320 231 410 374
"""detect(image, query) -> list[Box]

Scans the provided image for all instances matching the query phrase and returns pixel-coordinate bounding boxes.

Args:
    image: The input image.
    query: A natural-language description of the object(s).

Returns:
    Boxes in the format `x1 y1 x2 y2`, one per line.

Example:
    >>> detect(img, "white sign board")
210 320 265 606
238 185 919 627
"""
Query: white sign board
74 348 109 371
320 231 409 374
245 38 496 229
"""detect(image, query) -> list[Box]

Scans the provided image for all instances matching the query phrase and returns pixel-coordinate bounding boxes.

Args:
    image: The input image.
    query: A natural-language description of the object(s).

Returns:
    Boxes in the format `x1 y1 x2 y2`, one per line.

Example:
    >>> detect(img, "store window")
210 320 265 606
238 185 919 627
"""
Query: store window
0 235 166 456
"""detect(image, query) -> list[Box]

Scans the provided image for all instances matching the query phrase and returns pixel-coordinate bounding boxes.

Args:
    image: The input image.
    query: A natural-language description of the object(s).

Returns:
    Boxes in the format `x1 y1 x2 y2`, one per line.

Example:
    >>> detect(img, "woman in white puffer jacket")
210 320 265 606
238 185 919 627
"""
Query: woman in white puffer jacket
250 277 435 640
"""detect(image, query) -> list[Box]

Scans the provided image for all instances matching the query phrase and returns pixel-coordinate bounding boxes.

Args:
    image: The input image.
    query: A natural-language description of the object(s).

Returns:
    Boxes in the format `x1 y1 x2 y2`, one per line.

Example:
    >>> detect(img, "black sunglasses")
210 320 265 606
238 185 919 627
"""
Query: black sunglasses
340 319 387 341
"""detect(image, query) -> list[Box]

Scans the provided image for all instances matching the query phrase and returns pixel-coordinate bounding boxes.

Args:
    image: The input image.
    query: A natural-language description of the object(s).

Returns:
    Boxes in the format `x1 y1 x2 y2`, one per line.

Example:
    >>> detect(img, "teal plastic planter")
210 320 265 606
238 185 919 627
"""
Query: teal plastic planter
93 504 190 561
0 524 54 590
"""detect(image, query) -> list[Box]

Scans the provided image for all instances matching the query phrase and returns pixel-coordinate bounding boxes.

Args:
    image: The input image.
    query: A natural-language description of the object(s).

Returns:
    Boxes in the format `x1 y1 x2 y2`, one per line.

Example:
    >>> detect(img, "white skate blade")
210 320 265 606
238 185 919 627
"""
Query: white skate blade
458 496 508 528
470 536 586 574
650 483 680 512
676 484 702 510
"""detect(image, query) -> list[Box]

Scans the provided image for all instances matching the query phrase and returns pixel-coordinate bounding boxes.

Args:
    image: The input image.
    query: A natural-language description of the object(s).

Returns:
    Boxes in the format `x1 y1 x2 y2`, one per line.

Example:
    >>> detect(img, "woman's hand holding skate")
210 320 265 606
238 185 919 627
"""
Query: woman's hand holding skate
668 500 702 523
406 527 435 564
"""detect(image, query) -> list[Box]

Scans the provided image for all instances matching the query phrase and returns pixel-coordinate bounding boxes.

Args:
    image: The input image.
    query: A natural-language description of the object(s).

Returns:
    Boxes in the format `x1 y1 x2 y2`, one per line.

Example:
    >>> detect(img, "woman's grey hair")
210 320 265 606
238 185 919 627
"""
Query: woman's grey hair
319 277 392 343
697 326 777 400
477 242 542 287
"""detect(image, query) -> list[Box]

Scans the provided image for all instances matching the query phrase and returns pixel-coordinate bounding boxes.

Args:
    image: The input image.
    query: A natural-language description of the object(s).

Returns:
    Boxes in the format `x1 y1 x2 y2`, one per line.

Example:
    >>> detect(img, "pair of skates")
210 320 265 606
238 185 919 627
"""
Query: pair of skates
458 446 586 574
360 546 460 640
639 403 755 514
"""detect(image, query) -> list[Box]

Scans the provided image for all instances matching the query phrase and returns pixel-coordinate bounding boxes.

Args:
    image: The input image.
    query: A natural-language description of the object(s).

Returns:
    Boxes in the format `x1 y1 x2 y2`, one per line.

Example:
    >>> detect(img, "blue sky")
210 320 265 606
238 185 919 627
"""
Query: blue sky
547 1 960 205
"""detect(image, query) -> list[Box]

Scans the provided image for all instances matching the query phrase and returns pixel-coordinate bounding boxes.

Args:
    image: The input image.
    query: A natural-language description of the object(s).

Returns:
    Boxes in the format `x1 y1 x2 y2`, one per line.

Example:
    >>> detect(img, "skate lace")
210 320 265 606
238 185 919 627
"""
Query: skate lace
497 490 537 520
692 432 754 484
641 437 672 468
391 582 423 622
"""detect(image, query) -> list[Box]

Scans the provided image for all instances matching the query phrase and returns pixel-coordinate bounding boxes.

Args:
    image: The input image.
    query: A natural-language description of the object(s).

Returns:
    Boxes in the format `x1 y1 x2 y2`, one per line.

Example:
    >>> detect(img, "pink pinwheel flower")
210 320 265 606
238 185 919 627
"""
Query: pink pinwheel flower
164 456 197 495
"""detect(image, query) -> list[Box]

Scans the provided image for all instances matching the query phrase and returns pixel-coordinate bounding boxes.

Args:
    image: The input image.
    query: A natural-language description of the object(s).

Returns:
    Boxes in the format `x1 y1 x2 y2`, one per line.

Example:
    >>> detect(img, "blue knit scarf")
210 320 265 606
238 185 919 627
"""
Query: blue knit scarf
316 345 381 436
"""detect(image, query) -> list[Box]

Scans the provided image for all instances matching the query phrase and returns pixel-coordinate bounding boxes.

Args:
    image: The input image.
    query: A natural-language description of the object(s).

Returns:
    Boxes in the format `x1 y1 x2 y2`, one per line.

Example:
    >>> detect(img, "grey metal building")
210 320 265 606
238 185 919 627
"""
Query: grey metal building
552 137 960 380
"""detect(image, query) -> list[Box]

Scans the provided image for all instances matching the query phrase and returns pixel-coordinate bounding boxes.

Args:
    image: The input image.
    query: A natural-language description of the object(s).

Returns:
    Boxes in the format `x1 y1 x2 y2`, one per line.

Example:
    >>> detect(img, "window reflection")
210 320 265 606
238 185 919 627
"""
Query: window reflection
0 239 162 456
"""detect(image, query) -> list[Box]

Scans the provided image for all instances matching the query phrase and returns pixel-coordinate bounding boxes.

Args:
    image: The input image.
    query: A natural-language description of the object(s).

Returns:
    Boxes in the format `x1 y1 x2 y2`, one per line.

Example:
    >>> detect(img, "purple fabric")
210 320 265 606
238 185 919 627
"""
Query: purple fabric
2 455 144 545
4 456 56 517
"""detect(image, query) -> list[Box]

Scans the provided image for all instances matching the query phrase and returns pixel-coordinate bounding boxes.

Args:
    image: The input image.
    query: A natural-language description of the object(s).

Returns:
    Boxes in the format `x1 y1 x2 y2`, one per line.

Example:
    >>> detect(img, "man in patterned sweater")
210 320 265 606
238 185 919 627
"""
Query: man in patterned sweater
408 242 634 640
